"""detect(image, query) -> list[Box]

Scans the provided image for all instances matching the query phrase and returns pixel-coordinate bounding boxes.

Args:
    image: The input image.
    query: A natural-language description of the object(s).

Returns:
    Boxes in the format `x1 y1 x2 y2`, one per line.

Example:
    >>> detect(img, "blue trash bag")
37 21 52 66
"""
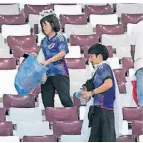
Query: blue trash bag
14 54 47 95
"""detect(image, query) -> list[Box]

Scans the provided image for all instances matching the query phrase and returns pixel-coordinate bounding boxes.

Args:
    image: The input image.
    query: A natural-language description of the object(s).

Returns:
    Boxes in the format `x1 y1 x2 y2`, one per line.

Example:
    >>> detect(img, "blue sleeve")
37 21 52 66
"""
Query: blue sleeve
57 34 69 54
98 64 113 82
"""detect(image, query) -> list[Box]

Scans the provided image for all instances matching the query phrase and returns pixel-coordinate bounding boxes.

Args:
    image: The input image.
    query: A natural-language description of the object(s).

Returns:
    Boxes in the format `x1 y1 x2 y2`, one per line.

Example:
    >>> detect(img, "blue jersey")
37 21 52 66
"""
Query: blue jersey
41 33 69 77
93 63 115 110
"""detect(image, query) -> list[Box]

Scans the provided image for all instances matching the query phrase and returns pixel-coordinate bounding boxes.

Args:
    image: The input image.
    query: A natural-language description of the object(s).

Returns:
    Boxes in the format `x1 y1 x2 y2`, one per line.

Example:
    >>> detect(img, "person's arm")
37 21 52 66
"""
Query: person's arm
82 64 113 98
41 35 69 66
93 78 112 94
82 79 113 98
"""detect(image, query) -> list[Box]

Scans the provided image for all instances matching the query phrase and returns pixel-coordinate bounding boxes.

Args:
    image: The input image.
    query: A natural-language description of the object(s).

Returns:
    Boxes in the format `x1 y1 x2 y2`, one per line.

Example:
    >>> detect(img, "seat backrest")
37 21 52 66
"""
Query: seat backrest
65 23 94 38
45 107 78 122
24 4 53 18
127 23 136 36
0 4 20 15
107 57 120 69
7 35 39 58
132 120 143 136
65 58 86 69
101 33 130 47
0 121 13 136
95 24 124 36
65 46 81 58
122 107 143 121
54 5 82 18
12 45 40 58
23 135 57 142
61 135 81 142
113 69 126 94
122 57 134 72
7 35 37 50
0 108 6 122
70 34 99 47
3 94 35 110
139 135 143 142
53 120 82 138
9 107 42 124
0 48 11 58
0 59 17 98
60 14 87 29
0 13 26 25
89 14 118 27
0 136 19 142
0 58 16 70
121 14 143 26
0 66 18 97
116 135 135 142
84 4 113 16
17 121 53 138
117 3 143 17
2 24 31 38
101 34 131 58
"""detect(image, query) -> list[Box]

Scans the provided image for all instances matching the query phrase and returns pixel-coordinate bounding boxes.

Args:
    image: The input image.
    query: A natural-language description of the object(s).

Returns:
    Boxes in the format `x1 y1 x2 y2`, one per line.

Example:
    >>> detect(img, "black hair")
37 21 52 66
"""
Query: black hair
88 43 109 60
40 14 60 34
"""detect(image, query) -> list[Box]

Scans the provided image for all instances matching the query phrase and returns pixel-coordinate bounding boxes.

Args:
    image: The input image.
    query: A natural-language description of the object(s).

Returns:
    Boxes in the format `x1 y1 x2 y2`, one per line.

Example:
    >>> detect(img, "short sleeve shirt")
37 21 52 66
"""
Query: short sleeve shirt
40 33 69 77
93 63 115 109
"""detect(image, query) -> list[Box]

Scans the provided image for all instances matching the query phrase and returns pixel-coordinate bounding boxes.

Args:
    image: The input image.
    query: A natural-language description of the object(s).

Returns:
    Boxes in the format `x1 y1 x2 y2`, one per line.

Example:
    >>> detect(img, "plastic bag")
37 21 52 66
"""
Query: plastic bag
14 54 47 95
37 48 47 84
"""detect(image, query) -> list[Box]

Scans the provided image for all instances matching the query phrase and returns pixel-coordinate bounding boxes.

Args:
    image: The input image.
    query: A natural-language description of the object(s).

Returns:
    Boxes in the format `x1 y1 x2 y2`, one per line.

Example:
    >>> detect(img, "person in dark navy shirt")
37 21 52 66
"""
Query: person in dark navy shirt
82 43 116 142
39 10 73 107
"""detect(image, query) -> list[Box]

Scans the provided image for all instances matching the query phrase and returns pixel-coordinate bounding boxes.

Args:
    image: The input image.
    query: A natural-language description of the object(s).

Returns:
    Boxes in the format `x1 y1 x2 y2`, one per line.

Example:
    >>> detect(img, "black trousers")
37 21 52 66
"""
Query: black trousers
88 107 116 142
41 75 73 107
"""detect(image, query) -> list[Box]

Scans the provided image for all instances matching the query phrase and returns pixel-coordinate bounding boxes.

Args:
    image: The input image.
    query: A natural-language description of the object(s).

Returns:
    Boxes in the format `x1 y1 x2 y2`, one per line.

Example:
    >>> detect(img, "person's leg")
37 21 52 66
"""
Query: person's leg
88 107 102 142
101 109 116 142
41 77 55 107
136 68 143 107
51 75 73 107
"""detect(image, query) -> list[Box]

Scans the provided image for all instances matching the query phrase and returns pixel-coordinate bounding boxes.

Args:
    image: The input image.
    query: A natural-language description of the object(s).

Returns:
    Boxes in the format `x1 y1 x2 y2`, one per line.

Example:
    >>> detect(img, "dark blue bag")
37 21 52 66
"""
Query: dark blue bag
15 54 47 95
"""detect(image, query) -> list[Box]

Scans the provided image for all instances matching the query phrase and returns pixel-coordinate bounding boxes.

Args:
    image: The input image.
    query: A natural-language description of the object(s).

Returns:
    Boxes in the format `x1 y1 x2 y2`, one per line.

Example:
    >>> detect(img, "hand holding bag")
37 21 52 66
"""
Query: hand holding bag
15 54 47 95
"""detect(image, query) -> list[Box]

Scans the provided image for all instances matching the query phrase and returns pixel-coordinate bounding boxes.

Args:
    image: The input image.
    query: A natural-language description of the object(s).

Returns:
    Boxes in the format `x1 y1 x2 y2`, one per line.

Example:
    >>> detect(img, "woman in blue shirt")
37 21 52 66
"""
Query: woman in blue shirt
39 11 73 107
82 44 116 142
